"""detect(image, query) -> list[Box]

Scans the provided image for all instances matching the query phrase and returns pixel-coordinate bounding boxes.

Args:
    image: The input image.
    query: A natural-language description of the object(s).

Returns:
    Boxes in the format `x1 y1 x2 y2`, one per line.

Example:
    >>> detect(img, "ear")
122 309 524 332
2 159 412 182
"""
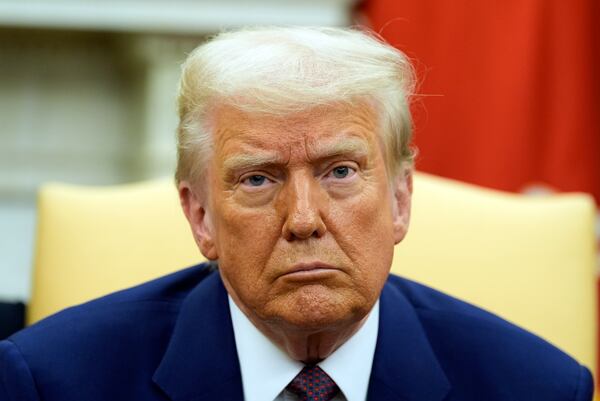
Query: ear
391 168 413 244
178 181 219 260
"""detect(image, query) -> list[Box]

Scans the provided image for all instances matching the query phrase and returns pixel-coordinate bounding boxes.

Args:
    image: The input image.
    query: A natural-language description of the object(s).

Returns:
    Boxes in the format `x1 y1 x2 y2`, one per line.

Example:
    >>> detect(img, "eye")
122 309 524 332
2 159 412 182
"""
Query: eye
332 166 349 179
242 174 269 187
328 165 356 180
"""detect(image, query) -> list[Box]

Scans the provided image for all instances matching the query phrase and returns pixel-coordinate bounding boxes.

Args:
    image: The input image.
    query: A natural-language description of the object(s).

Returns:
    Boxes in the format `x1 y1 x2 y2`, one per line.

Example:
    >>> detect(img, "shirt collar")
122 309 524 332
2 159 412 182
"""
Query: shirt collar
229 296 379 401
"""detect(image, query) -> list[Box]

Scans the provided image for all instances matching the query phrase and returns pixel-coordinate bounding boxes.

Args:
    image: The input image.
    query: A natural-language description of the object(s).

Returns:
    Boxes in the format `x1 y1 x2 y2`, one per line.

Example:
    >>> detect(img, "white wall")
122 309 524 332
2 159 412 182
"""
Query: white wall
0 204 36 301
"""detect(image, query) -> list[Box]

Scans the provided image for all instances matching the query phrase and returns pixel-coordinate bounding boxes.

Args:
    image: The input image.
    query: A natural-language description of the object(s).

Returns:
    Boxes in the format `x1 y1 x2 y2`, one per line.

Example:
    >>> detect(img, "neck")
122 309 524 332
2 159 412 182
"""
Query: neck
242 306 370 363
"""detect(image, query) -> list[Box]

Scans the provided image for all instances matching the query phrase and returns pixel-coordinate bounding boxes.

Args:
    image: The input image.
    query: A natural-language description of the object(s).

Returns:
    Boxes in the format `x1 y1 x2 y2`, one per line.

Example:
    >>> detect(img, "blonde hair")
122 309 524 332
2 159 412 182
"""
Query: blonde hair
176 26 415 185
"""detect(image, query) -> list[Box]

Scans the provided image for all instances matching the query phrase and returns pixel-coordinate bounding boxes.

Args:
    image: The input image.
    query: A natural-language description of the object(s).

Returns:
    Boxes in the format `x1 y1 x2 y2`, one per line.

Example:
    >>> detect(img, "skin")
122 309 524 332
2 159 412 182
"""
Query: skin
179 102 412 363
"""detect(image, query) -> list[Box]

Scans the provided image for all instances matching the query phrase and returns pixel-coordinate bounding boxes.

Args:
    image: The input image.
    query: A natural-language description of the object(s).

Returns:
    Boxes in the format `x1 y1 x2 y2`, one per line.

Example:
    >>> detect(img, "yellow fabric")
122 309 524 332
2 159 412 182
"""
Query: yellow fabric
28 172 597 378
393 173 597 377
28 180 203 324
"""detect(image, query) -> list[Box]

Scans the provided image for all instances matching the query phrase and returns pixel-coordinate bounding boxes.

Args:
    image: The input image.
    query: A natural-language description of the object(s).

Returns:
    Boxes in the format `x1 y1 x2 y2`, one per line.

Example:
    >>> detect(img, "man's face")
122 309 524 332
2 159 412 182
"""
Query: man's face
181 102 411 334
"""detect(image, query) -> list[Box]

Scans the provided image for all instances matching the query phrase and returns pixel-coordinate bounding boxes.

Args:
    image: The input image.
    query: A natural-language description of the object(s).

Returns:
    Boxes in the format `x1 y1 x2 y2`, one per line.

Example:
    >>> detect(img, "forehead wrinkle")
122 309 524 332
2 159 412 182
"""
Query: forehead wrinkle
215 124 292 173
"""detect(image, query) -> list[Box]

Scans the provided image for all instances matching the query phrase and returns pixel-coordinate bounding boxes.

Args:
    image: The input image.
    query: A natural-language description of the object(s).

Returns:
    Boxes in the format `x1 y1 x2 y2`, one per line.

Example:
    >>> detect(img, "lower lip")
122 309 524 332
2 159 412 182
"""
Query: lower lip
281 268 339 281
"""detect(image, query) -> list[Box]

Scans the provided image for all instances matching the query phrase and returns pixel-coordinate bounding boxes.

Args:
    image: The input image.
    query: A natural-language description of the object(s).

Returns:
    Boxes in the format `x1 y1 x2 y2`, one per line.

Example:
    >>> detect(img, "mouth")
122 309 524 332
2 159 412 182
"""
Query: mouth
280 261 341 280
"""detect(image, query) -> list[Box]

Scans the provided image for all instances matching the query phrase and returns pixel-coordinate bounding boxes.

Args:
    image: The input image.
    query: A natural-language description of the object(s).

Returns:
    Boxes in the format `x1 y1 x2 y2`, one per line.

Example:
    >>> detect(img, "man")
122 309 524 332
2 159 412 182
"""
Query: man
0 27 593 401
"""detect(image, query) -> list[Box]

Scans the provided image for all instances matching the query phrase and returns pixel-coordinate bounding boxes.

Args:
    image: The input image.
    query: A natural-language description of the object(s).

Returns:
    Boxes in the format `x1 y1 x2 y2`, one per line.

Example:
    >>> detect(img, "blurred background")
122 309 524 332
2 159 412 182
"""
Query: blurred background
0 0 598 352
0 0 358 306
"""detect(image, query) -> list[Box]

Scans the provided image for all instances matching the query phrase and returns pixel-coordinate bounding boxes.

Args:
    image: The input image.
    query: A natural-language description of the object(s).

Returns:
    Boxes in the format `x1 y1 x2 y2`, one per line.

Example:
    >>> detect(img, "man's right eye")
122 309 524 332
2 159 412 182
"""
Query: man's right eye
243 175 268 187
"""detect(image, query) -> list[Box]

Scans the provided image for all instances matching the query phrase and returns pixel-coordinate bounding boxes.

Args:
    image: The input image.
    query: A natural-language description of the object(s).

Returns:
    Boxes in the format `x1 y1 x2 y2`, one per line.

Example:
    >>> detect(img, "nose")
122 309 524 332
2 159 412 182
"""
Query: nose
281 173 327 241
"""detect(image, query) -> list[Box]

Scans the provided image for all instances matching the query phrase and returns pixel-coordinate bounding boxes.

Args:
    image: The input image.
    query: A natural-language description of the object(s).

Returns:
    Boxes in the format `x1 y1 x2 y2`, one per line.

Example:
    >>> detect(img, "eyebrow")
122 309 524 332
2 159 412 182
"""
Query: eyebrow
221 137 370 173
222 153 285 173
309 138 369 161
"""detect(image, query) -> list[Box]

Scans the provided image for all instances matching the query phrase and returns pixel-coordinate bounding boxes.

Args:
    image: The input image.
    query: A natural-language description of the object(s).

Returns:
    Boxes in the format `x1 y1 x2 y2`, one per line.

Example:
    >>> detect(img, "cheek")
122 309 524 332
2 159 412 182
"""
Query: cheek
328 181 396 283
213 203 281 286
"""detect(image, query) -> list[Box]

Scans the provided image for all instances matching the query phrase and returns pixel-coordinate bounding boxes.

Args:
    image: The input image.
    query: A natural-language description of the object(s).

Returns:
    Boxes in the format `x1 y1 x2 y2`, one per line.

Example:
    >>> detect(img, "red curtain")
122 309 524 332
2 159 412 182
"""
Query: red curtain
360 0 600 202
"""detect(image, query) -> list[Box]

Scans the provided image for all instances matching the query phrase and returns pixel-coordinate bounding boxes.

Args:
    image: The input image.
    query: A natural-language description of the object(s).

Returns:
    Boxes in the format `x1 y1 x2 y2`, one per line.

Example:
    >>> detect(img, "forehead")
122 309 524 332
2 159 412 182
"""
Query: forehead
210 103 381 158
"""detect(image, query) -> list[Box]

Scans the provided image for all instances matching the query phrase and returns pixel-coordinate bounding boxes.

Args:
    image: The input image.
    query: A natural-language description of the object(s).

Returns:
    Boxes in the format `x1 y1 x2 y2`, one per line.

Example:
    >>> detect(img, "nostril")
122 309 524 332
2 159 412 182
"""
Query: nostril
285 220 315 241
282 213 326 241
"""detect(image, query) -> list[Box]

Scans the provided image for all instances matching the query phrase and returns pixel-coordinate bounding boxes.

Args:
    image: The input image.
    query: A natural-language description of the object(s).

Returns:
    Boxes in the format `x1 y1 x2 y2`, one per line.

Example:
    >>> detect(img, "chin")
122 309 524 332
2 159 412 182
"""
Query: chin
272 285 371 332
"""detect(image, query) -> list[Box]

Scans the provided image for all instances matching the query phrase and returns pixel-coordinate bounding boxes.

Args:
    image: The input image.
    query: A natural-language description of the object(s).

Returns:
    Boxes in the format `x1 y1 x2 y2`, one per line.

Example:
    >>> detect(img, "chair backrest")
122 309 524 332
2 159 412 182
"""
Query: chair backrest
28 172 597 375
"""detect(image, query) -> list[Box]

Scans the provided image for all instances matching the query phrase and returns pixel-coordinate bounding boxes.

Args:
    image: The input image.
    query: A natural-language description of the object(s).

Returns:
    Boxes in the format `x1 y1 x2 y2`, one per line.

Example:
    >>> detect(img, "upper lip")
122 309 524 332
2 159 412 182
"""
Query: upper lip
284 261 339 275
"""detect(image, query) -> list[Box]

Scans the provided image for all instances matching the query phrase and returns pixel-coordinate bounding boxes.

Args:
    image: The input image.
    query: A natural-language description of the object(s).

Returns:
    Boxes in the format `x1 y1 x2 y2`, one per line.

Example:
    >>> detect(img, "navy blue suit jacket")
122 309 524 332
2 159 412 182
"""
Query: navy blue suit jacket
0 264 593 400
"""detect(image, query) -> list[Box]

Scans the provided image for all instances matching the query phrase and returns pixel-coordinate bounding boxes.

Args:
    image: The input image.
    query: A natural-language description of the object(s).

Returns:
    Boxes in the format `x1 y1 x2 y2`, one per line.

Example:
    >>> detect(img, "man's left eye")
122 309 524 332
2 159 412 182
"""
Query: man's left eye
243 175 269 186
330 166 355 179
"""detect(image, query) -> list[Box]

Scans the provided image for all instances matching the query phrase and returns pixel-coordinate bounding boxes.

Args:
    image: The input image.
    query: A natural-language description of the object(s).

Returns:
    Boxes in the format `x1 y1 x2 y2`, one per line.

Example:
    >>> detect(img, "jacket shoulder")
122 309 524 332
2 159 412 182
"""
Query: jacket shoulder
12 263 212 342
386 274 594 401
1 263 214 401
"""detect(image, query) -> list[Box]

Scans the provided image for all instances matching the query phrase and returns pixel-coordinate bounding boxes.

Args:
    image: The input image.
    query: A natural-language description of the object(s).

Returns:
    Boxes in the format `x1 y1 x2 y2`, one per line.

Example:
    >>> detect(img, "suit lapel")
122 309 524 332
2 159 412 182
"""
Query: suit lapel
152 271 450 401
153 271 244 401
367 279 451 401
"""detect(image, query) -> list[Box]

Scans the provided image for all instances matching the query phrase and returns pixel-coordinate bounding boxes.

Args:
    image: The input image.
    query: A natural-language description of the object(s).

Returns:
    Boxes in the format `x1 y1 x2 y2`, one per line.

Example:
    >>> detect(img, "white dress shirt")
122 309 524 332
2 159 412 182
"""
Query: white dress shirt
229 296 379 401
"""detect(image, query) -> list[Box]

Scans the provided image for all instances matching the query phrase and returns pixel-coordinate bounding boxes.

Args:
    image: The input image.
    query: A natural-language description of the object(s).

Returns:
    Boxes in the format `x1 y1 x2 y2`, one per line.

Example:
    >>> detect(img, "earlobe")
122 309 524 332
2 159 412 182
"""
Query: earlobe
178 181 219 260
392 169 413 245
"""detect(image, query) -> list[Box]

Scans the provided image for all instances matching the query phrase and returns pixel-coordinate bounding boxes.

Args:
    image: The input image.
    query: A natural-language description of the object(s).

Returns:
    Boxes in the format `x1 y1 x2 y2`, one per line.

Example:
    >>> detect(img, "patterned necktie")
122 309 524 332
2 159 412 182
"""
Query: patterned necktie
286 365 340 401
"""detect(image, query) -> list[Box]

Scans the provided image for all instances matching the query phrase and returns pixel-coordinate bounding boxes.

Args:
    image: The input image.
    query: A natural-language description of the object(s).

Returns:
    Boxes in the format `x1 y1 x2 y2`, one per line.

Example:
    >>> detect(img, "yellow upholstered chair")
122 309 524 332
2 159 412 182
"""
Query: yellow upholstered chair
28 172 597 378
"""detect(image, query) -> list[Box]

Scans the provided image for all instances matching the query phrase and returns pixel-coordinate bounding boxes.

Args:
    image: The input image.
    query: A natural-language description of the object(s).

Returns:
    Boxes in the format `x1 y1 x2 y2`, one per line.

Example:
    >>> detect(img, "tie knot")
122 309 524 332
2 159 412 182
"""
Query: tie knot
287 365 340 401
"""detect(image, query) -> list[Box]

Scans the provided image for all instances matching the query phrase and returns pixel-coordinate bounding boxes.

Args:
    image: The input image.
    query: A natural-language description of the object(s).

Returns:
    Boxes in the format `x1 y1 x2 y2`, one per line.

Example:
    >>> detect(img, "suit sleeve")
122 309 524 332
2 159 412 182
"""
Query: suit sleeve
0 340 40 401
573 365 594 401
